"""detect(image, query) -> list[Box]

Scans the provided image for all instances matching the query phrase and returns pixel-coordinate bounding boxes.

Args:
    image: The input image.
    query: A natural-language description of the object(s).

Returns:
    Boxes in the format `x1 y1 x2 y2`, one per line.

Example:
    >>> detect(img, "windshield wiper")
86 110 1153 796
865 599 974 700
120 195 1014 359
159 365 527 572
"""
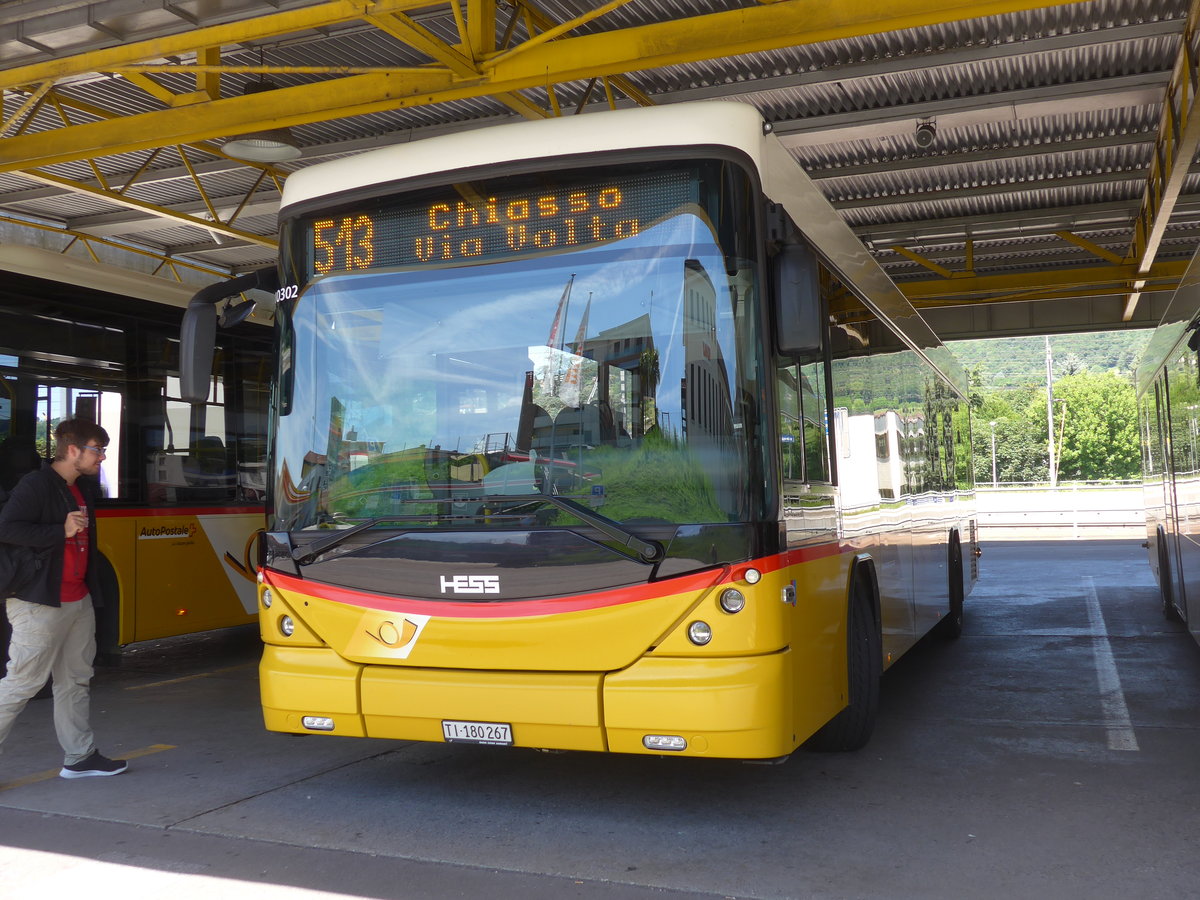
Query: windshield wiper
289 496 665 566
290 515 418 565
468 493 664 564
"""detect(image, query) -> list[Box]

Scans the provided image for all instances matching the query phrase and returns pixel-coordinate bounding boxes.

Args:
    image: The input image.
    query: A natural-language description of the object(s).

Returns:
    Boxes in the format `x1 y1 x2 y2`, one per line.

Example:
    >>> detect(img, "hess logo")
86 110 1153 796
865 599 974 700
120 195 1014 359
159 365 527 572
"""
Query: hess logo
439 574 500 595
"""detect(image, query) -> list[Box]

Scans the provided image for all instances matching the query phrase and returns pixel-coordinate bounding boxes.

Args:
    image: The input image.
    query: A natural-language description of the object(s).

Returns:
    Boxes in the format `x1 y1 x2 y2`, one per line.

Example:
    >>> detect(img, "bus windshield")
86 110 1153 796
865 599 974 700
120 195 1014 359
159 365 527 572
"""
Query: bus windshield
274 162 764 550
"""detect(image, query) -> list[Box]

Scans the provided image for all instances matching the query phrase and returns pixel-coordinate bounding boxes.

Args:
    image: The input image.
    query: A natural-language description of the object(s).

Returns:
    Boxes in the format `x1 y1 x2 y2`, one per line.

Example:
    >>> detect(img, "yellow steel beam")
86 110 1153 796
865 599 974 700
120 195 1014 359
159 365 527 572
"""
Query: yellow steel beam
0 214 230 280
481 0 1092 82
467 0 496 59
1055 230 1127 265
119 71 211 108
364 9 547 119
899 259 1185 306
515 2 653 107
888 245 967 279
1123 0 1200 320
197 47 222 102
0 0 433 91
0 0 1088 173
19 171 278 248
28 88 291 176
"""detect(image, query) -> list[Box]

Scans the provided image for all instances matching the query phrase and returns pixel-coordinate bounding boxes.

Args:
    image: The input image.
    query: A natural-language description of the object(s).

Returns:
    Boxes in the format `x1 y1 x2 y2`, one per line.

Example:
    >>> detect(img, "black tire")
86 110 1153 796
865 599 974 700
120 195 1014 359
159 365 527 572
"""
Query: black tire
1158 530 1182 623
936 535 965 639
807 571 881 752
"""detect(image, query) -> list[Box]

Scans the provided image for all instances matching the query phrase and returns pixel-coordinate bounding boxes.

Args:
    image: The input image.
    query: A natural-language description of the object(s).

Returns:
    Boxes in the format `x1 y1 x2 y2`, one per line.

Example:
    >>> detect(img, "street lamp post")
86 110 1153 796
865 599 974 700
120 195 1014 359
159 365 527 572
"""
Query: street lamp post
990 420 998 487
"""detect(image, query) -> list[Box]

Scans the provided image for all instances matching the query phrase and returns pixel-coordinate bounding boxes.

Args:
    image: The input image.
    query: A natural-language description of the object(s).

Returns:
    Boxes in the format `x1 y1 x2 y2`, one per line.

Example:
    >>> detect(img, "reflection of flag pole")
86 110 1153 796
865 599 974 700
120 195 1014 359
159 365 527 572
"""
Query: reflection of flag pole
541 275 576 397
560 297 591 406
545 274 575 350
570 296 590 354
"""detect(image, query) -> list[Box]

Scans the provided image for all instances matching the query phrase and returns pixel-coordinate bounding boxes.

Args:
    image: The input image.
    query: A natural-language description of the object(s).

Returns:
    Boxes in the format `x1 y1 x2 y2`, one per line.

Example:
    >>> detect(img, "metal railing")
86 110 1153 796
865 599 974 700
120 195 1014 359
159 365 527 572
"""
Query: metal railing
975 482 1145 539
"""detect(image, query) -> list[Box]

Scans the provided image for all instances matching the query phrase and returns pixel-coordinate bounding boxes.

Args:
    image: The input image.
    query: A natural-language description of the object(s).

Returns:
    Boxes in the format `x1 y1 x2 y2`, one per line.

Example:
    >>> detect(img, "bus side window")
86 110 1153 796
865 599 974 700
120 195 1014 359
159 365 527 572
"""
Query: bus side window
776 362 804 484
799 360 830 483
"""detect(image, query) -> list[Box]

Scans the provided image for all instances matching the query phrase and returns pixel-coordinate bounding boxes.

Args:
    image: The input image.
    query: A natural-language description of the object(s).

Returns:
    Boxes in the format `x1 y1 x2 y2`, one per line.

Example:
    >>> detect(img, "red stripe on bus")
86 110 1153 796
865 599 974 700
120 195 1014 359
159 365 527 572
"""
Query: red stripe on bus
96 507 263 518
265 539 846 619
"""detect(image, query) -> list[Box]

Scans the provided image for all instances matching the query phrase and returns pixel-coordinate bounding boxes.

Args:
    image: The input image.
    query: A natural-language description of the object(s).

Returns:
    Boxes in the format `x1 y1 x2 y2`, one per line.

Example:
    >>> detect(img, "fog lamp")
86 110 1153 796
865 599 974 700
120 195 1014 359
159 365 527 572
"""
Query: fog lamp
302 716 335 731
720 588 746 613
643 735 687 751
688 620 713 645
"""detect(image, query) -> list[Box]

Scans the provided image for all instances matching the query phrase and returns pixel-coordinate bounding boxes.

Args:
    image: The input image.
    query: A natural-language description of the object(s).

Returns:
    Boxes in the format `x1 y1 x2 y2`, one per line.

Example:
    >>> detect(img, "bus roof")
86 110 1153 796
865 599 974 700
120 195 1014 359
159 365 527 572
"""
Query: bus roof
280 102 768 213
1135 242 1200 398
281 101 967 397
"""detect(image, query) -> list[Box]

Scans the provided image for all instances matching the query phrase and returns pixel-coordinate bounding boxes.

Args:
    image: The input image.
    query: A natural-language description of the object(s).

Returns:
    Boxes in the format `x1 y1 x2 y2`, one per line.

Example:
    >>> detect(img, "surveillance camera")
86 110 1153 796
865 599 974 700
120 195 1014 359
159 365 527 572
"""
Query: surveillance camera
915 122 936 148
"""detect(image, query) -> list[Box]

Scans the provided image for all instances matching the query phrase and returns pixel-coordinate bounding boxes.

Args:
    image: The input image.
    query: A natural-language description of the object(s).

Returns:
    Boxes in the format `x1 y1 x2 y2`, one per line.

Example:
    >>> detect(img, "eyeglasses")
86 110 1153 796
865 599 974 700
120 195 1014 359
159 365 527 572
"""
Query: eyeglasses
76 444 107 457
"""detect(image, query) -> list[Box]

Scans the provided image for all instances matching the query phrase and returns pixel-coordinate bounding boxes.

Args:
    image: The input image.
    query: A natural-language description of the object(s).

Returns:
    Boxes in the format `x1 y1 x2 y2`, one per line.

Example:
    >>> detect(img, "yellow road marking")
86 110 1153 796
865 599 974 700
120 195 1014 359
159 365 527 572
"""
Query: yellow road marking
0 743 176 792
125 662 255 691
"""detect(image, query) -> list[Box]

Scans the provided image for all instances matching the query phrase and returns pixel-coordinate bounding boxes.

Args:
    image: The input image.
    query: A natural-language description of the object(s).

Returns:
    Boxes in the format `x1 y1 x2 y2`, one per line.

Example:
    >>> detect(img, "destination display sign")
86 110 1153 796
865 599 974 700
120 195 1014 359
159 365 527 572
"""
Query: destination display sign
301 170 693 277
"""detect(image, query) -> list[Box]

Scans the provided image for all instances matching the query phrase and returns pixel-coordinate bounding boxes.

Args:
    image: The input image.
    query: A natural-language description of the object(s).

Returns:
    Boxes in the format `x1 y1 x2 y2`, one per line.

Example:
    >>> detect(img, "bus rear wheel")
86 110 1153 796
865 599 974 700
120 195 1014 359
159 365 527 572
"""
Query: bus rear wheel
936 534 965 639
807 571 881 752
1157 528 1182 623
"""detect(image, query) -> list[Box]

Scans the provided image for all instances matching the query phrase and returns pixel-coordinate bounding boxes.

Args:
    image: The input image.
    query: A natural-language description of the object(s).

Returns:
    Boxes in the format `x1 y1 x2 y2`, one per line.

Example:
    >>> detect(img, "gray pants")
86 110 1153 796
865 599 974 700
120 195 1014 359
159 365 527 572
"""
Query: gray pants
0 595 97 766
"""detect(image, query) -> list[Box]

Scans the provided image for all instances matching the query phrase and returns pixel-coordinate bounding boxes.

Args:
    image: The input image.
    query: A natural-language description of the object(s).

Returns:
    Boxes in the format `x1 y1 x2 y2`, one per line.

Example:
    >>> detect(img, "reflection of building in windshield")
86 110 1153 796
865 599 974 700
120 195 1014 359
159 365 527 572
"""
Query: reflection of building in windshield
679 259 742 517
527 313 649 456
680 259 732 443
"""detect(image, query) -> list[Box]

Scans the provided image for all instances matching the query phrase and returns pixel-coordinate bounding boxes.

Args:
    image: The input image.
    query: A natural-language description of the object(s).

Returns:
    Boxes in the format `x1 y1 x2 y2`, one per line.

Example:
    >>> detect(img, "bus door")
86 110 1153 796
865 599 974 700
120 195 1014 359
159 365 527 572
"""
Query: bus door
1157 377 1188 622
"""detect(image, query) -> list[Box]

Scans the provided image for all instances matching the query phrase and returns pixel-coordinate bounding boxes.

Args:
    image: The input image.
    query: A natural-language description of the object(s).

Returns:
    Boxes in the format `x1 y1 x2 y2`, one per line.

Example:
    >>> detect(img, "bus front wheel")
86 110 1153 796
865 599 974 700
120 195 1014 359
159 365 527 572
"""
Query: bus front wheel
806 570 881 752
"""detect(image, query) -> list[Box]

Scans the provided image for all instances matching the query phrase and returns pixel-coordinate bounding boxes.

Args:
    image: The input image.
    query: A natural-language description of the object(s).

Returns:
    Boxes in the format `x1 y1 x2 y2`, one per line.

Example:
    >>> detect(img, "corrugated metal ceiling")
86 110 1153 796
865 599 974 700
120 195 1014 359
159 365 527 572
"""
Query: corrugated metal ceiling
0 0 1192 324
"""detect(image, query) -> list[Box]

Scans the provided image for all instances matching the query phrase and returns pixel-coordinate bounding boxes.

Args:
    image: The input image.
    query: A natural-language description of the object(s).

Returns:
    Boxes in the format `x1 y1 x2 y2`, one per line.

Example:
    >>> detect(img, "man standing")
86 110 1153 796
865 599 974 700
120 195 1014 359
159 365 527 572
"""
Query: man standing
0 419 126 778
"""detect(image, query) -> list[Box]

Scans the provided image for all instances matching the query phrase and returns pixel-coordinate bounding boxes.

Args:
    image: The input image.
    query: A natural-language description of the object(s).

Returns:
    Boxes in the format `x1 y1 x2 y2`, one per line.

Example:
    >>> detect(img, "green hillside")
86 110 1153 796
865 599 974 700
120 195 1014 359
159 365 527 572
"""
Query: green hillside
949 330 1152 390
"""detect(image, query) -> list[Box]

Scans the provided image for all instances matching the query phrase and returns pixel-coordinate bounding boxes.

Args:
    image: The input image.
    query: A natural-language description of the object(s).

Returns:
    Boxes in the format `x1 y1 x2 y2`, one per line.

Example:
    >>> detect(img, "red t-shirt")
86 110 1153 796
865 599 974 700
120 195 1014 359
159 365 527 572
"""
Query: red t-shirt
61 483 89 603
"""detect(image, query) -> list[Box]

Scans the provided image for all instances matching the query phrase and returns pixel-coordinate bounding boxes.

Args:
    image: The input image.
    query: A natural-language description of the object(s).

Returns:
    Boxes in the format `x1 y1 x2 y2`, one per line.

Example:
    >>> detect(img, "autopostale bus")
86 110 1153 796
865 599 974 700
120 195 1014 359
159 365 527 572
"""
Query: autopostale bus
0 273 270 663
1137 247 1200 649
186 102 976 760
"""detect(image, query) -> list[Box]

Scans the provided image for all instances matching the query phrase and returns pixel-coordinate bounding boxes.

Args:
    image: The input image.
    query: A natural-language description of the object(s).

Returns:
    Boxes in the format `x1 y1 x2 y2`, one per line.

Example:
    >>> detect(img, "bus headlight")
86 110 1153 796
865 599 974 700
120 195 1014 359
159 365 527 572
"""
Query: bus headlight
743 567 762 584
688 620 713 645
261 588 273 609
280 615 295 637
720 588 746 613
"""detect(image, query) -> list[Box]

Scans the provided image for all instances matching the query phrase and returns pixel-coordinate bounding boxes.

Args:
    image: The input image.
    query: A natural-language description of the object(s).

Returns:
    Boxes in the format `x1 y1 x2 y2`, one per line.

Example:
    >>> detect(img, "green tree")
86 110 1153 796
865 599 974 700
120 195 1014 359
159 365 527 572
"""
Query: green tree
1050 371 1140 481
972 388 1049 484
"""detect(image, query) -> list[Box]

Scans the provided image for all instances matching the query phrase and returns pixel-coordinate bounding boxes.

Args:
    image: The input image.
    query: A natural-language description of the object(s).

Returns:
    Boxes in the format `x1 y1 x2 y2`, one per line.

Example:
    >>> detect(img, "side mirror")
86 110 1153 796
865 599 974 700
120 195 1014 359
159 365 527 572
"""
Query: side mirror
773 241 824 357
180 302 217 403
179 267 280 404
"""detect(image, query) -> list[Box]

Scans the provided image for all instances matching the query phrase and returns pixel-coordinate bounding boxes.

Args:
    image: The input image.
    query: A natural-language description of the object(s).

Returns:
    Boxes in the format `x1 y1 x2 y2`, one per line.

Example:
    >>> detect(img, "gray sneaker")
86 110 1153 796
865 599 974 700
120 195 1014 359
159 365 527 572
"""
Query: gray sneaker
60 751 128 779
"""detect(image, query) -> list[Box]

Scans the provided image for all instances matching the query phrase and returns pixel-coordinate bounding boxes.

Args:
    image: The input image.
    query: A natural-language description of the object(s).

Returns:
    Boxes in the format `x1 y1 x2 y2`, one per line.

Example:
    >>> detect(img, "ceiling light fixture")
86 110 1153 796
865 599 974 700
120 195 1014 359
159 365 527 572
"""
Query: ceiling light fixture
222 78 302 163
914 120 937 148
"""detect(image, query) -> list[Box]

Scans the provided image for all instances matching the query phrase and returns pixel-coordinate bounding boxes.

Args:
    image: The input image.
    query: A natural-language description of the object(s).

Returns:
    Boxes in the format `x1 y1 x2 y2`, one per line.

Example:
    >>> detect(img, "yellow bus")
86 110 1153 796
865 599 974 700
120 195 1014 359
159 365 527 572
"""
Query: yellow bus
186 102 976 759
0 273 270 664
1137 248 1200 648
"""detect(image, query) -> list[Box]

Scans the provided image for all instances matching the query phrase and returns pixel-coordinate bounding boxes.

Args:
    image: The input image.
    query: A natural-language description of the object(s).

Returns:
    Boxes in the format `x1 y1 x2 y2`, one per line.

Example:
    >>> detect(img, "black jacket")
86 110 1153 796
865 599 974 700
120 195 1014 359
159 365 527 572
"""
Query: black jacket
0 463 104 608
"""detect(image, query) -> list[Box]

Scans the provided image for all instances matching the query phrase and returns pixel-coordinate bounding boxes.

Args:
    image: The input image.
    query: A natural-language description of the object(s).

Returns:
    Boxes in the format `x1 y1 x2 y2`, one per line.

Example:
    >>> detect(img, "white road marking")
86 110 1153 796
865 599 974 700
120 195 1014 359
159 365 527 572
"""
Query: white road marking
1083 575 1139 751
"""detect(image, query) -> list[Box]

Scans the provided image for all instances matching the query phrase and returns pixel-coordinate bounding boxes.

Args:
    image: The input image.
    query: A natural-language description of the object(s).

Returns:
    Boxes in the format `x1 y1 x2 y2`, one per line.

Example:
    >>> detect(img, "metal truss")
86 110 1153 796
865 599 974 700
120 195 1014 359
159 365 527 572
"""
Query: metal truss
0 0 1174 312
0 0 1090 170
1122 0 1200 320
0 212 235 282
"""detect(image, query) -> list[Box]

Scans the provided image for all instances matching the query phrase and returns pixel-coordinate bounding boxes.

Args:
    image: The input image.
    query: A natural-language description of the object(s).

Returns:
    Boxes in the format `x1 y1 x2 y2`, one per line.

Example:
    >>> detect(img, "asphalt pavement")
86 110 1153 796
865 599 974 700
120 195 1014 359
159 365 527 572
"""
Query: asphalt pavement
0 538 1197 900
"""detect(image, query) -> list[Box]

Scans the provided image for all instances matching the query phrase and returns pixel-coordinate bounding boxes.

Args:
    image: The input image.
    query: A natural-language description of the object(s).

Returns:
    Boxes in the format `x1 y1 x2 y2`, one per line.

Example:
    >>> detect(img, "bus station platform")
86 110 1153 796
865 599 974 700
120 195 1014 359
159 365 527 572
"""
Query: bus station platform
0 538 1198 900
